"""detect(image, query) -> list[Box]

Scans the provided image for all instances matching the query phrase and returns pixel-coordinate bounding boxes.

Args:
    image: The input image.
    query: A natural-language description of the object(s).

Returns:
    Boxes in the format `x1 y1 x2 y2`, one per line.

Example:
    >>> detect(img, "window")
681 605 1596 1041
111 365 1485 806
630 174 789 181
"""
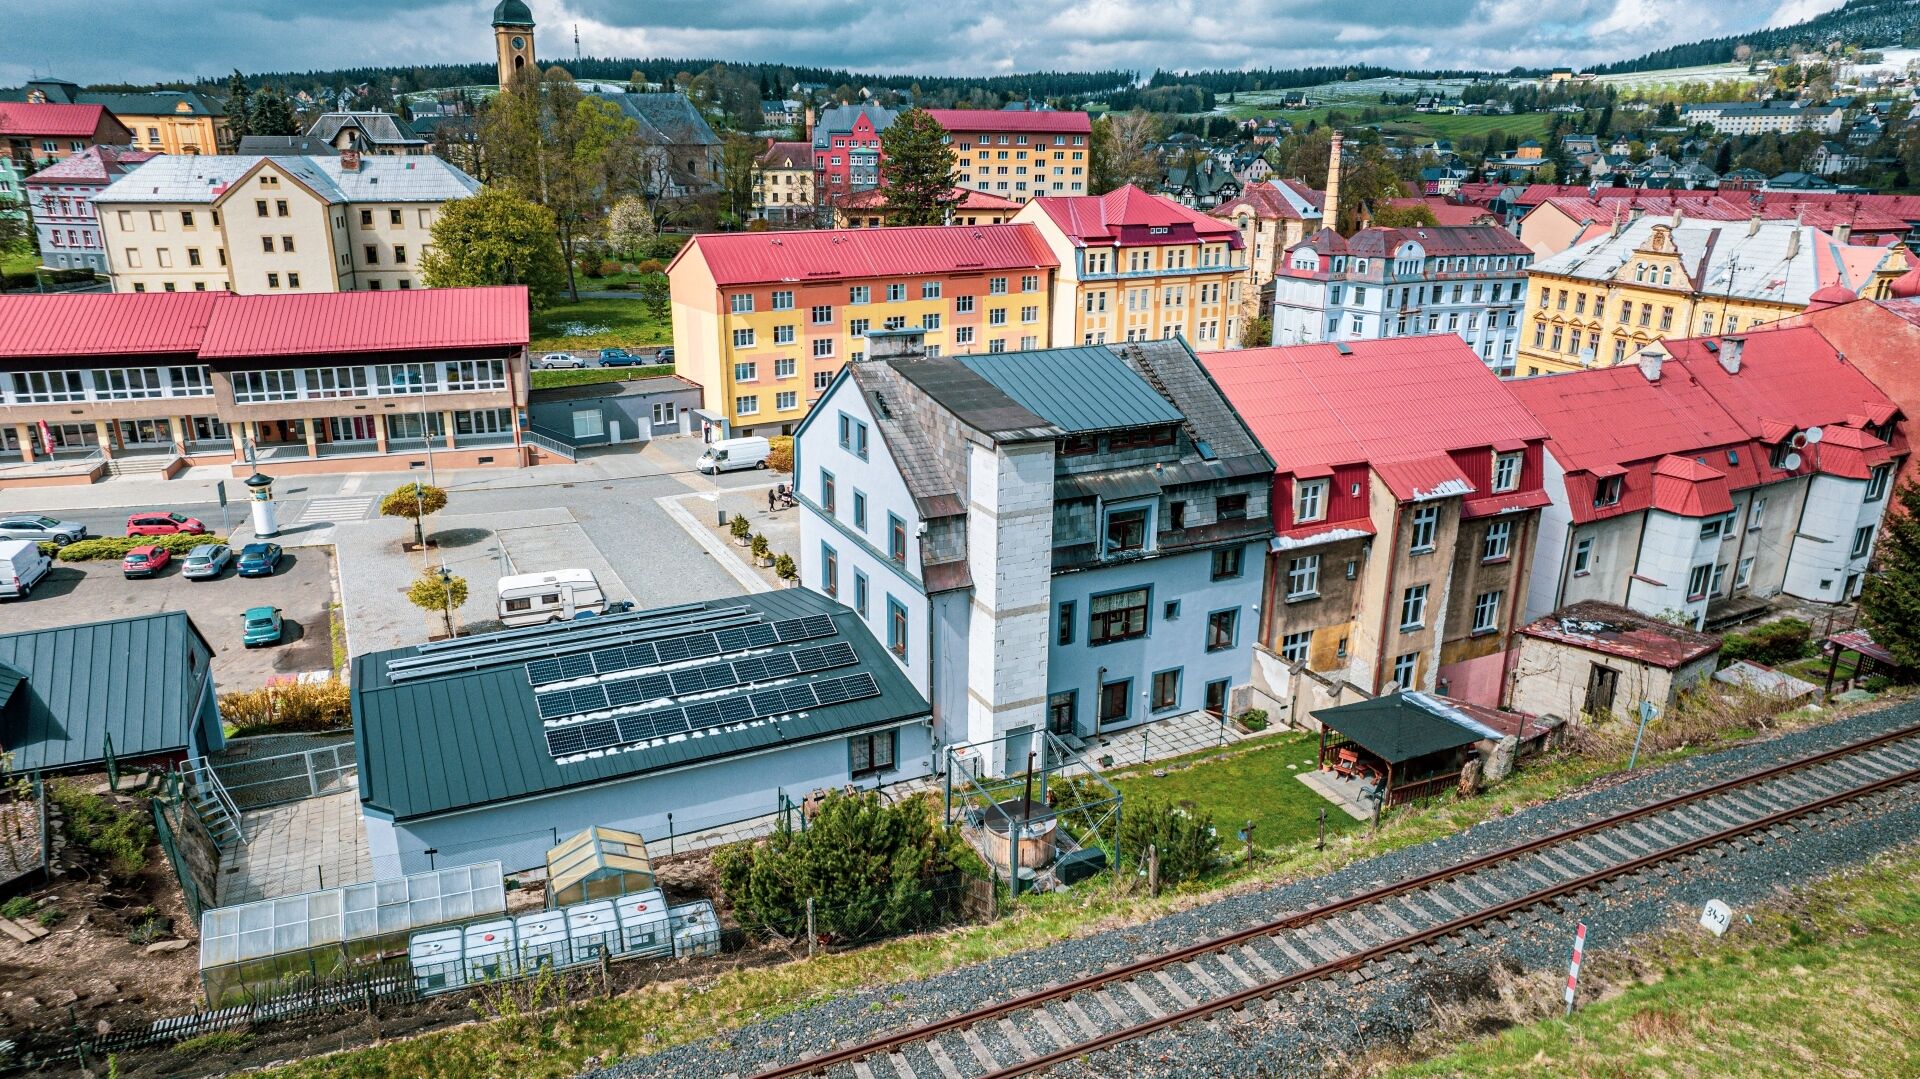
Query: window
1058 600 1076 645
733 328 755 349
266 272 280 289
810 305 833 324
734 361 758 383
850 490 868 531
262 235 275 253
988 308 1007 326
772 325 795 345
850 730 895 776
1217 493 1247 520
1294 478 1327 522
1089 588 1149 645
1286 555 1320 599
275 200 288 217
921 313 941 331
1594 475 1623 507
854 571 869 617
1749 497 1767 530
363 244 379 265
731 293 754 313
849 317 871 337
287 272 300 289
1408 505 1439 552
1399 584 1428 630
1852 525 1875 559
921 281 941 299
1867 463 1893 502
255 199 268 217
812 339 834 358
1211 546 1243 580
1280 630 1312 663
848 285 870 304
1151 669 1181 711
989 276 1008 295
887 597 909 660
1573 536 1594 575
393 245 406 264
1687 563 1712 600
886 283 906 302
1736 556 1754 588
651 401 676 425
888 513 907 563
1474 521 1512 563
735 394 759 415
1700 516 1723 540
820 542 838 597
390 208 403 226
777 391 798 410
771 290 794 310
774 357 797 378
1472 590 1502 634
820 469 835 513
1493 452 1521 492
1392 652 1418 689
1104 507 1148 553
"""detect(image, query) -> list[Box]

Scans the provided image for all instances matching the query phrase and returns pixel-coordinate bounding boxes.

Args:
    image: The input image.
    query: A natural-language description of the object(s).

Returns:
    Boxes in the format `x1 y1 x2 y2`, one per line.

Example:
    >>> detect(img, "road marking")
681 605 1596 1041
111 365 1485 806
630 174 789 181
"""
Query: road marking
289 496 373 524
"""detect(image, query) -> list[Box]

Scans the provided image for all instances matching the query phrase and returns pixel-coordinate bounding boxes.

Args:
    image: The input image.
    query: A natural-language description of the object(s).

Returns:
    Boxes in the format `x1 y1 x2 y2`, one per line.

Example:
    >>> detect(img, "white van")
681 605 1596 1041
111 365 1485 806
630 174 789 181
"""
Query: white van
696 436 771 474
0 539 53 601
496 569 607 626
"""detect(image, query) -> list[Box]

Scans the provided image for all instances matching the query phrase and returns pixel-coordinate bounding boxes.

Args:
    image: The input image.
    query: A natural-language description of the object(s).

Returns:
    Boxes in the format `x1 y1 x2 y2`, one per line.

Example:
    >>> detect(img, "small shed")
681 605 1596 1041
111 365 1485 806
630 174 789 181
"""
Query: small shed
546 826 656 907
1311 693 1483 807
1511 601 1720 722
527 375 702 447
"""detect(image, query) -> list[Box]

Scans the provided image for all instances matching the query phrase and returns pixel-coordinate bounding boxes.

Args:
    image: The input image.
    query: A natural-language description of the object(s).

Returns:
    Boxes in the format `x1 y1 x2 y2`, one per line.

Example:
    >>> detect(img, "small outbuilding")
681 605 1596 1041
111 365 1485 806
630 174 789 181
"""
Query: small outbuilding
527 374 702 447
546 826 656 907
1311 692 1482 807
1511 601 1720 722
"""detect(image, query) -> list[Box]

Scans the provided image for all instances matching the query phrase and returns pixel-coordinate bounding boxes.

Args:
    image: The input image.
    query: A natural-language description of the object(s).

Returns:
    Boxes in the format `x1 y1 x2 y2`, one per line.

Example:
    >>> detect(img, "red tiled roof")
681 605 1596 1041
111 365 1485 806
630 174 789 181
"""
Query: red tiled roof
0 101 109 138
923 109 1090 134
0 288 528 360
1650 454 1735 516
1204 335 1549 473
0 293 220 358
675 223 1058 286
1373 453 1476 502
1031 185 1241 247
839 187 1022 212
1520 600 1720 669
1213 178 1325 221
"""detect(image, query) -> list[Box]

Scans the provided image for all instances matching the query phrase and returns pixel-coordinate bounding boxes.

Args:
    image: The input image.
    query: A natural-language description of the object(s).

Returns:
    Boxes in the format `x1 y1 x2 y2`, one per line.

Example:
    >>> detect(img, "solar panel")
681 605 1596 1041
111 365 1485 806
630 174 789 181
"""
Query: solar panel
781 685 816 713
592 647 640 676
604 680 648 709
617 710 688 744
715 626 753 652
793 642 857 673
577 719 622 752
718 696 756 725
526 659 566 686
536 690 578 720
558 654 596 681
548 667 886 761
544 725 587 756
749 689 788 717
683 700 724 729
746 623 781 647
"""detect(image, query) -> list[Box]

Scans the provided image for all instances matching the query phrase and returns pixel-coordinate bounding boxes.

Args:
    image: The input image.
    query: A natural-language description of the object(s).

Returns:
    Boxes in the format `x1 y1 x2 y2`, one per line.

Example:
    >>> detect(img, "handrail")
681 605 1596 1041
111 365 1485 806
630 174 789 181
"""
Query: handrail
182 756 247 845
523 426 577 461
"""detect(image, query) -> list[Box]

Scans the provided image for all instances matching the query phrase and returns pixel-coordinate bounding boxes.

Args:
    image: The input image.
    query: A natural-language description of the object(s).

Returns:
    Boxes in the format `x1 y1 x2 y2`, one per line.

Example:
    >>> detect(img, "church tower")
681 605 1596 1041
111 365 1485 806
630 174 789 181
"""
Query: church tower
493 0 536 88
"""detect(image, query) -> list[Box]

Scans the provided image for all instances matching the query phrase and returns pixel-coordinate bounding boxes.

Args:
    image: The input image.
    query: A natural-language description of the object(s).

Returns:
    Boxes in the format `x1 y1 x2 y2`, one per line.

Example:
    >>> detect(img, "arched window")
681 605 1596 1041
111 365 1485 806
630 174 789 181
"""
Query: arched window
1634 262 1645 281
1661 266 1672 285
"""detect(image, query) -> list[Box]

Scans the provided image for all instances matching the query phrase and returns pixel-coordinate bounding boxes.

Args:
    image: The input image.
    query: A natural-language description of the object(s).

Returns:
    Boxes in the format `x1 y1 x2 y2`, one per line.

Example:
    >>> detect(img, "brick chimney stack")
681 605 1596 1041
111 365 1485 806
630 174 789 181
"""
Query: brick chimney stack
1325 131 1343 235
340 148 361 172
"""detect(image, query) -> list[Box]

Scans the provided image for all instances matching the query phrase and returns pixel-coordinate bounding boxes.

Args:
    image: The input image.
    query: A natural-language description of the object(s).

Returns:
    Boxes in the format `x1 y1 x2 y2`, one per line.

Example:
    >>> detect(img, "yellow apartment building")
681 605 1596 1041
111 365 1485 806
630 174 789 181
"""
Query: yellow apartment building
925 109 1091 201
752 140 815 223
668 224 1060 435
1014 184 1248 350
12 80 228 155
1515 214 1905 375
97 152 480 295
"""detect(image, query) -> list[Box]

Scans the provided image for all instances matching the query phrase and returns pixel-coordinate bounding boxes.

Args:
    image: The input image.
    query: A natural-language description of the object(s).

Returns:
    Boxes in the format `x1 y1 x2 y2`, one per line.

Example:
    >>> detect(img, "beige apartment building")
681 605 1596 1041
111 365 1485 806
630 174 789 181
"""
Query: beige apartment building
96 151 480 295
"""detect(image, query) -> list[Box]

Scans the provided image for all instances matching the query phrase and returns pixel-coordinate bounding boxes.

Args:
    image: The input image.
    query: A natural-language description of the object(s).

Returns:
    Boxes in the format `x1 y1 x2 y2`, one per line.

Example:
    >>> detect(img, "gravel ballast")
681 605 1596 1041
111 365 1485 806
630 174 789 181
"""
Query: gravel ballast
588 702 1920 1079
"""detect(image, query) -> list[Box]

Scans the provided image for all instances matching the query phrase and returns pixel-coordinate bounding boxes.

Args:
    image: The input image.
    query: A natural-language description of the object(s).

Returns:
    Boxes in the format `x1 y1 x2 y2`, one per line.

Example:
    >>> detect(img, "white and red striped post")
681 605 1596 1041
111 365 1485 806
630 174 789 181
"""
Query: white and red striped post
1564 921 1588 1016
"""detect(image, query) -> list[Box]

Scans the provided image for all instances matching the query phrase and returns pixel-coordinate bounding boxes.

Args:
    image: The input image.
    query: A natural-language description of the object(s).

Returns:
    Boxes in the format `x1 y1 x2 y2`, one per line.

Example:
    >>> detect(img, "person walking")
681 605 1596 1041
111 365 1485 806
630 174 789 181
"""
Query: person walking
768 487 777 513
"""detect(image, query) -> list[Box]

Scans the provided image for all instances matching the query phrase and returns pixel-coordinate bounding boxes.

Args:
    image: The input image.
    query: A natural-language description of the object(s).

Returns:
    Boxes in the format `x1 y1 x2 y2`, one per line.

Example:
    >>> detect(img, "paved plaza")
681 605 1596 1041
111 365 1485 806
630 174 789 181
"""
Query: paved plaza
218 790 372 905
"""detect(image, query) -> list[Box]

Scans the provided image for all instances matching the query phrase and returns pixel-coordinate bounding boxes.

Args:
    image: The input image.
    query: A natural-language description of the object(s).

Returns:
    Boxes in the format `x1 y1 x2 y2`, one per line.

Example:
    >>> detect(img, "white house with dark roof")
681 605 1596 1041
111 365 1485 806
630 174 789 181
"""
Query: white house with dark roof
795 331 1273 774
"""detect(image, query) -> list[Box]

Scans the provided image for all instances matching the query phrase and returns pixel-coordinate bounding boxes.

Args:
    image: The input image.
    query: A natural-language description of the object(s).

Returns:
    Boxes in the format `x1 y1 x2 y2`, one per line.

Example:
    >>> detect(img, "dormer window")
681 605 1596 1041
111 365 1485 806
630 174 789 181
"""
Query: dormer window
1594 475 1623 507
1294 478 1328 522
1104 507 1150 554
1493 452 1522 492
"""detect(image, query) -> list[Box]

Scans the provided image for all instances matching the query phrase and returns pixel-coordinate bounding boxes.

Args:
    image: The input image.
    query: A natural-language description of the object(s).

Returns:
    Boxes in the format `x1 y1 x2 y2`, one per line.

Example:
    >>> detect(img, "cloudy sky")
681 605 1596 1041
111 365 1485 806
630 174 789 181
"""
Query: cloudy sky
6 0 1847 87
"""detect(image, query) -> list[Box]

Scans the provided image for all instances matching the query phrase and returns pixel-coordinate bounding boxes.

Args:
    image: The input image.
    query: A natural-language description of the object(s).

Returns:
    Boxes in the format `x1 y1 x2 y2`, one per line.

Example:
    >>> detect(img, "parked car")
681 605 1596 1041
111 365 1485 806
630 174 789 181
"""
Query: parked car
0 514 88 546
599 348 638 367
0 539 53 600
242 606 284 647
126 511 206 537
182 544 233 581
538 352 586 369
235 542 284 578
122 545 171 578
605 600 636 614
653 347 675 365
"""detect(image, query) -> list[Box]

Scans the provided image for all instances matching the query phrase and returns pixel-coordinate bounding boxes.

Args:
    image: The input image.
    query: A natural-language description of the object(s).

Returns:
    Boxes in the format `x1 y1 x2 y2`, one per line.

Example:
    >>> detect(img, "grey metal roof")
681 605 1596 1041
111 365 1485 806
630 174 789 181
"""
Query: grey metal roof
956 346 1186 434
305 112 426 148
352 590 929 822
1112 338 1270 470
894 355 1059 441
1310 693 1483 764
309 156 480 202
601 93 721 147
0 611 212 773
529 375 699 404
97 154 478 205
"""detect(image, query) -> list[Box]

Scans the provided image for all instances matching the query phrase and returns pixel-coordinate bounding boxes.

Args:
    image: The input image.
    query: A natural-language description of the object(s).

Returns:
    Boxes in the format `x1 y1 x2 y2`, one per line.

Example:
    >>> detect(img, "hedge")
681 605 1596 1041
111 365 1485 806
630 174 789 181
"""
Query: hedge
41 533 228 561
220 680 352 736
1720 617 1813 665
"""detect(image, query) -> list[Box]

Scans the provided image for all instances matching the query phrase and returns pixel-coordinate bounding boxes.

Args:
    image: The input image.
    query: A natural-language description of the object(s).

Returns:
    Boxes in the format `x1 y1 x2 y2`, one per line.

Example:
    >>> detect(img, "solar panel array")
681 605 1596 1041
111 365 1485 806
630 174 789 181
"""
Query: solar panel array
535 641 858 722
543 672 882 759
525 614 836 688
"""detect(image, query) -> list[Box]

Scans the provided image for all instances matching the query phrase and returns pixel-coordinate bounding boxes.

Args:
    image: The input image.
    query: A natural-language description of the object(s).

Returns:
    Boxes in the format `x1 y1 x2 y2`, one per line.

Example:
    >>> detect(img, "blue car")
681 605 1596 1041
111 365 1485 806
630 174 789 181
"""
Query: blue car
236 542 283 577
599 348 638 367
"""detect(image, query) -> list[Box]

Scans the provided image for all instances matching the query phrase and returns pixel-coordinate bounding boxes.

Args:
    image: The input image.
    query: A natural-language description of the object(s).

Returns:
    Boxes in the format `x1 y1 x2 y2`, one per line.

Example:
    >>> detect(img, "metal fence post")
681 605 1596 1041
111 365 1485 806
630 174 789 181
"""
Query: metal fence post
306 749 320 799
805 897 816 959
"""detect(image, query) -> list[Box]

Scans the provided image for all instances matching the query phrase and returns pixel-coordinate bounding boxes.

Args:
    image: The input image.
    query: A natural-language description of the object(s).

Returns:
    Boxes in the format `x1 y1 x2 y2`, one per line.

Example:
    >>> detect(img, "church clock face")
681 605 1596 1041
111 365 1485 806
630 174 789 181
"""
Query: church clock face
511 36 526 49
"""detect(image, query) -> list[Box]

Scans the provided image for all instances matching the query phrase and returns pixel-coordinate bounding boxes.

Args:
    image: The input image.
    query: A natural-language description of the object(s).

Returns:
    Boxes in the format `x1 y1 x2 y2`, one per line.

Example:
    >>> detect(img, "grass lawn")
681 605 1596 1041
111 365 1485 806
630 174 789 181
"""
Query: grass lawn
1222 105 1552 144
1108 734 1362 851
529 365 674 390
253 690 1916 1079
1384 845 1920 1078
2 248 40 276
529 297 670 352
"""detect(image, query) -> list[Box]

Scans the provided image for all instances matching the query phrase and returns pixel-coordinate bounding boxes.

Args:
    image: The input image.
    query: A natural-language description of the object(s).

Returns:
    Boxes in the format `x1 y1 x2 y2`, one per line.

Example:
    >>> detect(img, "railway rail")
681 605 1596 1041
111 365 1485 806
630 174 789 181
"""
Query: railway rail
742 721 1920 1079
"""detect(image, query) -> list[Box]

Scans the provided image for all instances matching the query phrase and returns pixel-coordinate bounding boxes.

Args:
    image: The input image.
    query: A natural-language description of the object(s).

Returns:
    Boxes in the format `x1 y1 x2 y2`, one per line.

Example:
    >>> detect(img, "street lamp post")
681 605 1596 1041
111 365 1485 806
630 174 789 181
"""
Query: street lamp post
438 564 457 638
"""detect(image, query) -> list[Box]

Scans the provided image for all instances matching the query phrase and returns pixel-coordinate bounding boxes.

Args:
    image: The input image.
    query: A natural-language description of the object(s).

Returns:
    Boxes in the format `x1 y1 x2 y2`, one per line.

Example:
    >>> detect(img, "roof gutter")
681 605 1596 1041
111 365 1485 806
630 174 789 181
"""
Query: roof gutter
1369 503 1406 695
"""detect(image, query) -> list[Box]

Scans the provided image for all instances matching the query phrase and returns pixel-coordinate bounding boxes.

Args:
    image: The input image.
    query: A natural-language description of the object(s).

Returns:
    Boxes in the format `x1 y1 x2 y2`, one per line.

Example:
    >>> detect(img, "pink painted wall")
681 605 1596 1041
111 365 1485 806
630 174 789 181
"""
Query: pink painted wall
1437 648 1511 708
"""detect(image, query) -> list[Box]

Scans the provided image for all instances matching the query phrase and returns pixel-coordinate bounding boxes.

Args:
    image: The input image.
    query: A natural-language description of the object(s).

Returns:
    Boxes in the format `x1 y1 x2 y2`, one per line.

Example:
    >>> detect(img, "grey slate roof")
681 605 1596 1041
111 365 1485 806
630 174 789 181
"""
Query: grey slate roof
1113 338 1271 473
235 135 339 156
352 589 928 822
894 355 1058 442
956 346 1187 434
305 112 426 149
2 81 224 117
97 154 479 205
0 611 212 773
601 93 721 147
845 361 969 518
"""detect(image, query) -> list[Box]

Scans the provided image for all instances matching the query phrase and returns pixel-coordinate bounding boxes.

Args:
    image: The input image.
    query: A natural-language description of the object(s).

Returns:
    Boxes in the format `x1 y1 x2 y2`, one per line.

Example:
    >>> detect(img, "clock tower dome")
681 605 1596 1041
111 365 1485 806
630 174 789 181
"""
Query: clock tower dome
492 0 536 88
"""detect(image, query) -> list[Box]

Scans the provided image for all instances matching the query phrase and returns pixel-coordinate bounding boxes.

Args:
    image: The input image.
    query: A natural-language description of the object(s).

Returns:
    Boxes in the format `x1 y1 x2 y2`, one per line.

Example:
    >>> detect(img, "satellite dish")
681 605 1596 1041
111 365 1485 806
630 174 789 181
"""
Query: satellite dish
1803 426 1824 444
1783 452 1803 470
1790 432 1808 449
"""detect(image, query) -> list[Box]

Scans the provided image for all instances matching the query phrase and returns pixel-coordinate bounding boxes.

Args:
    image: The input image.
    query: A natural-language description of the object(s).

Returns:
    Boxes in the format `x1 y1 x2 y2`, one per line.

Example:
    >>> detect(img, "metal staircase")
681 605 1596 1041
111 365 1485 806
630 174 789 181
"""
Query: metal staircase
179 757 246 850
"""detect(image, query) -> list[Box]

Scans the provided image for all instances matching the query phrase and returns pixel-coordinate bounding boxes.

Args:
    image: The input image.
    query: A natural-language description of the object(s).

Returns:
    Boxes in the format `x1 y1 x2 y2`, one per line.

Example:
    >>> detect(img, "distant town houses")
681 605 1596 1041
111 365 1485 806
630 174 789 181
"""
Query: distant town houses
24 145 156 275
0 100 132 173
752 139 816 223
924 108 1092 201
1271 224 1533 374
3 77 228 155
831 186 1022 228
1680 99 1846 136
603 91 725 197
295 111 430 156
812 103 896 205
1210 178 1327 323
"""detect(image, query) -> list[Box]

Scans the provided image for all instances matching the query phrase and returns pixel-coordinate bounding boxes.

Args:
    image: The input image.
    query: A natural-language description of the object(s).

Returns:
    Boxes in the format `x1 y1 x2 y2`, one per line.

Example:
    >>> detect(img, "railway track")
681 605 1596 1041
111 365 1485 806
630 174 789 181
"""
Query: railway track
741 721 1920 1079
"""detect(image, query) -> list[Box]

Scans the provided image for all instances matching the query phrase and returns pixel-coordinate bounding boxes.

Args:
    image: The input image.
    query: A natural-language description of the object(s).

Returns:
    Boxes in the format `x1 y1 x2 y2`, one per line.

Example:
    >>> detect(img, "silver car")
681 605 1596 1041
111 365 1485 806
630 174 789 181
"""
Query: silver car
0 514 88 546
181 543 234 581
538 352 587 369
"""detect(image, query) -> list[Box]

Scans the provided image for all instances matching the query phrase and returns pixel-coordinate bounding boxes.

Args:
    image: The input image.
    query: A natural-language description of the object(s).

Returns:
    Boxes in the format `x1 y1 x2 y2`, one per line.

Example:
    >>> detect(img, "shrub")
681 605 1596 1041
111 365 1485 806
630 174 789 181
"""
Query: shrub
751 534 771 560
596 259 619 278
714 792 976 943
36 907 64 928
1236 708 1269 732
0 895 34 920
1865 673 1894 693
171 1031 252 1056
56 533 226 562
379 482 448 548
773 553 797 581
1720 617 1812 665
49 781 152 880
635 258 665 275
729 514 752 540
766 435 794 474
220 679 352 736
1115 797 1221 886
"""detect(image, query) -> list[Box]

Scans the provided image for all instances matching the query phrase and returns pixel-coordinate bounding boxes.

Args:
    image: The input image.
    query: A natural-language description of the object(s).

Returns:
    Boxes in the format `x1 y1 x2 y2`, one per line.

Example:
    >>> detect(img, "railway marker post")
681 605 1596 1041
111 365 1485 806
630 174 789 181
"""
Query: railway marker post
1564 921 1588 1016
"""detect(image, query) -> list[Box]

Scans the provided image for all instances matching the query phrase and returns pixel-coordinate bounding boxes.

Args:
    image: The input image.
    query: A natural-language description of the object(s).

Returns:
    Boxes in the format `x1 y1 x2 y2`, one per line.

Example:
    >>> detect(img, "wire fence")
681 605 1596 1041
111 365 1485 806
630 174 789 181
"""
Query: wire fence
213 742 358 811
0 776 48 894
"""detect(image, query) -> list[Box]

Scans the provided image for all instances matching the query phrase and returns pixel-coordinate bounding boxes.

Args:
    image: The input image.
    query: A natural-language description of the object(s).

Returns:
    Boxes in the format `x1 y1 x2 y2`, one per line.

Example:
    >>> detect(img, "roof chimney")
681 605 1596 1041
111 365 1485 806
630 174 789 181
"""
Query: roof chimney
1671 206 1683 229
1324 131 1344 235
1720 336 1745 374
1834 221 1852 244
1785 226 1801 262
1748 213 1762 237
803 104 815 142
1636 345 1665 383
340 148 361 172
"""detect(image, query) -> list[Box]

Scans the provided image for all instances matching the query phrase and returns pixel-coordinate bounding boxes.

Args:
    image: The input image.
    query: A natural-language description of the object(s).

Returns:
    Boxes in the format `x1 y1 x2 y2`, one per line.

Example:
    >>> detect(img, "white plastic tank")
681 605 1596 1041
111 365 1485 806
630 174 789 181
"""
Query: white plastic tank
670 900 721 959
614 888 670 956
514 909 569 970
564 900 620 961
463 918 516 982
408 927 465 992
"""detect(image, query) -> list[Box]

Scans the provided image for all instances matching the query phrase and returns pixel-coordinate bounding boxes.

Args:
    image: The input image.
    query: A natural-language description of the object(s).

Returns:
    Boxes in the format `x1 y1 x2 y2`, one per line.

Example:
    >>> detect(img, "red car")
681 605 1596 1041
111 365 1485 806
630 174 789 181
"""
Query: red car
126 511 206 537
122 545 171 578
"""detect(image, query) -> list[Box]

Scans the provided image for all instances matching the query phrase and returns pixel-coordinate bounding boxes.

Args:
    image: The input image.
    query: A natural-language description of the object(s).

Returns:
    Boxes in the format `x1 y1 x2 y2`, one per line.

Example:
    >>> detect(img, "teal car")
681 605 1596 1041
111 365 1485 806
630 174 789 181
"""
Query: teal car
242 606 284 647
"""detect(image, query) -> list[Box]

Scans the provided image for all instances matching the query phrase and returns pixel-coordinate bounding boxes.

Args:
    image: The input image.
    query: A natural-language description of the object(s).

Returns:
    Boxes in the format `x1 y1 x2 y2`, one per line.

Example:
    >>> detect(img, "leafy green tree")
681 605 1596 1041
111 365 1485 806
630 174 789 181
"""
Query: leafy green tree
1860 481 1920 669
1115 798 1221 886
720 133 762 225
419 188 567 309
1369 203 1438 229
714 792 975 942
603 195 656 256
406 567 469 638
247 86 298 136
379 482 448 550
223 70 253 143
878 109 959 226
